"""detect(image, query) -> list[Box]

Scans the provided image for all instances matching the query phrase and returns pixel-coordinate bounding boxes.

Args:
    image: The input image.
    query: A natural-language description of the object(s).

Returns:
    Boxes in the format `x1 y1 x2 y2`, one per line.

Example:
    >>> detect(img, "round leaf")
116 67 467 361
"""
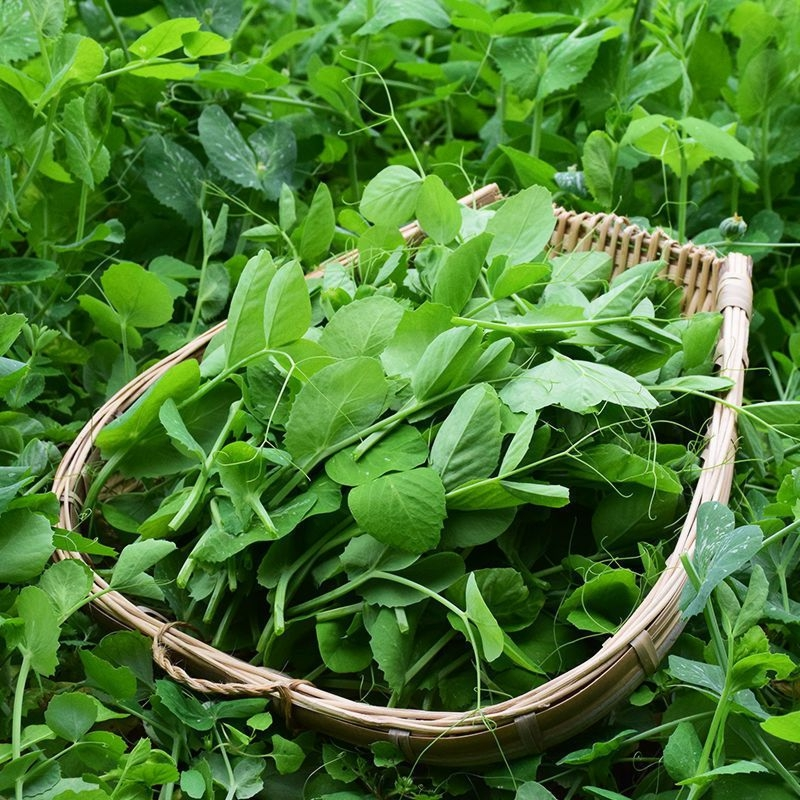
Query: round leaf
348 468 446 554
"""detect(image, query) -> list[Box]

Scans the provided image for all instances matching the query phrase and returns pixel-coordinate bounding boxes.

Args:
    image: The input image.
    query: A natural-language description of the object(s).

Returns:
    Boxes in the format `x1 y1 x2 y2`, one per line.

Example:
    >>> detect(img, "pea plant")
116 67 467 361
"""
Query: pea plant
2 0 800 798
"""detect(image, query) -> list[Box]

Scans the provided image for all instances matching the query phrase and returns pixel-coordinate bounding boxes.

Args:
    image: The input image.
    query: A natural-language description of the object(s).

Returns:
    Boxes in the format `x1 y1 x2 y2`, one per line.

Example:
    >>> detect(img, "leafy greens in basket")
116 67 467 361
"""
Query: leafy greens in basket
87 173 731 712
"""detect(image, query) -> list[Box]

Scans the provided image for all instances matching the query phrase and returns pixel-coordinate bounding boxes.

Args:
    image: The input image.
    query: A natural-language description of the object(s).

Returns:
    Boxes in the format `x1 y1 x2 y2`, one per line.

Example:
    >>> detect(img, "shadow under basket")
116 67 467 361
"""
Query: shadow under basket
54 185 753 767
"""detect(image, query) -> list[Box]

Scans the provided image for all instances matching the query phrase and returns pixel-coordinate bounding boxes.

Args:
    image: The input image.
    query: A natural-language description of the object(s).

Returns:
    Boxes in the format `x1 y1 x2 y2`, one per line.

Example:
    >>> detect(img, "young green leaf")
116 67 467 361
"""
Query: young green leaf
319 295 406 359
464 573 504 661
412 325 483 401
299 182 335 264
359 165 424 228
45 693 98 742
430 383 503 490
681 502 763 619
485 184 554 267
348 468 446 554
502 353 657 414
284 357 389 464
416 174 462 244
430 231 493 313
263 259 311 347
129 18 201 58
0 509 53 583
325 425 428 486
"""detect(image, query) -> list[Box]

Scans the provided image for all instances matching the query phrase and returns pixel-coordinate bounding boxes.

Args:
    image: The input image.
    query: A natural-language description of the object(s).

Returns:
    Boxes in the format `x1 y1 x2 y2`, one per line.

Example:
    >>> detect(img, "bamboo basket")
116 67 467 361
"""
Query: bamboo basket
53 184 753 766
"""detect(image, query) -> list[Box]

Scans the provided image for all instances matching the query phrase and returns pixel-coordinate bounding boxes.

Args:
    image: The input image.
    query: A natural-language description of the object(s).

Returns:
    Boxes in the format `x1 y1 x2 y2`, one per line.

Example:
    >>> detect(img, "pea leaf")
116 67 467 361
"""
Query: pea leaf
0 509 53 583
263 259 311 347
325 425 428 486
412 325 483 401
15 586 61 675
485 184 554 267
465 573 504 661
110 539 177 599
142 134 204 224
430 383 503 490
561 568 640 634
102 262 174 329
359 165 423 228
500 353 658 414
39 559 94 621
416 174 461 244
680 502 763 620
299 182 335 264
225 251 276 368
198 104 259 189
129 17 200 58
319 296 405 359
96 360 201 458
348 468 446 553
284 357 389 464
45 693 98 742
430 232 493 313
447 478 569 510
316 618 372 673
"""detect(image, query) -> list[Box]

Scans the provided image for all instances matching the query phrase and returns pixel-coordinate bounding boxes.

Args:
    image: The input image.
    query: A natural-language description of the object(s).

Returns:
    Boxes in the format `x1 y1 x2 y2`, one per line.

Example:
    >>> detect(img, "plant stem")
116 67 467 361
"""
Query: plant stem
99 0 129 60
677 140 689 241
13 655 32 800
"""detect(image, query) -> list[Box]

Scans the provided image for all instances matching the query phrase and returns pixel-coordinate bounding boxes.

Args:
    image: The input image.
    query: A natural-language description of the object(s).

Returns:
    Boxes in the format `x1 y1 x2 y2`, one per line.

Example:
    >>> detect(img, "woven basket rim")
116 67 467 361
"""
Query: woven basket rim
52 185 754 766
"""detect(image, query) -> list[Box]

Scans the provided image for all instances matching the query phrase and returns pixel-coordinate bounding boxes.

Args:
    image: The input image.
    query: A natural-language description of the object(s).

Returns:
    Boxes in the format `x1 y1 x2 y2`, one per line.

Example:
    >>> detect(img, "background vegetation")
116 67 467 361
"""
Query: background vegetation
2 0 800 797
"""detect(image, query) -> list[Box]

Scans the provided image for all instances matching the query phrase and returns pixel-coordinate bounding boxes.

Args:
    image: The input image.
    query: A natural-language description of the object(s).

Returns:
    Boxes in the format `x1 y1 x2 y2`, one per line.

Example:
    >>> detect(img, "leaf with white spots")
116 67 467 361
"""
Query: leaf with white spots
680 502 763 619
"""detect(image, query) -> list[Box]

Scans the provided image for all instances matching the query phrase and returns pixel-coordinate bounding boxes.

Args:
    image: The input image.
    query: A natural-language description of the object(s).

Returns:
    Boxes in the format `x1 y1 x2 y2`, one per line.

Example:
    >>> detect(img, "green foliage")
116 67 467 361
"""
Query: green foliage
2 0 800 798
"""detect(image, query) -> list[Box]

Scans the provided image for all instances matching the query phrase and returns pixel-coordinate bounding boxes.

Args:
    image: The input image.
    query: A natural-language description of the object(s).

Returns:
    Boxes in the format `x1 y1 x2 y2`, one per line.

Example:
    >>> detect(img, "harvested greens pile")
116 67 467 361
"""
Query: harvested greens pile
87 174 730 712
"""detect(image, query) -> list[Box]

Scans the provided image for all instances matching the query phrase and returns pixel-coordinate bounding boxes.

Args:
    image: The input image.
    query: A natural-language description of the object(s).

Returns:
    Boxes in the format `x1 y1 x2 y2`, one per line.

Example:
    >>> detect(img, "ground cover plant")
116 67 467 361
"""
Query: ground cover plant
2 0 800 798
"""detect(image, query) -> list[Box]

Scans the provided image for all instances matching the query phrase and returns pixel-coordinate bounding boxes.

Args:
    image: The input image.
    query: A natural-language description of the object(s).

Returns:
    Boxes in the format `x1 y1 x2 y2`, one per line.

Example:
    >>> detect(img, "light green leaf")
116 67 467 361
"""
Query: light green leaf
761 710 800 744
501 353 657 414
319 296 405 359
678 117 753 163
284 357 389 464
299 182 335 264
430 383 502 490
39 559 93 621
680 502 763 619
486 185 554 267
416 174 461 244
129 18 201 58
16 585 61 675
431 232 492 313
356 0 449 35
225 250 275 368
102 262 174 328
465 573 504 661
182 30 230 57
359 165 423 228
325 425 428 486
110 539 177 594
97 360 201 457
348 468 446 553
263 260 311 347
412 325 483 401
561 569 640 634
447 478 569 511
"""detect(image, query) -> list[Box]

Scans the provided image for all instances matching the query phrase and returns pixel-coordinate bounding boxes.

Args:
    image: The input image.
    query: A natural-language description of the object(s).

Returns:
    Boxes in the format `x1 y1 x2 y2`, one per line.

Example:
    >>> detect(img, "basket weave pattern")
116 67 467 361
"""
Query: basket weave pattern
54 186 753 766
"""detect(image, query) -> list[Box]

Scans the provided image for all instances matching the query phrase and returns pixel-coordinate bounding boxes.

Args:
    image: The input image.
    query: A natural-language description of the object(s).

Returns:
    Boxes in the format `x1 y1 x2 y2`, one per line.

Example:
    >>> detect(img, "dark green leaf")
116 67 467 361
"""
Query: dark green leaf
0 509 52 583
44 693 98 742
